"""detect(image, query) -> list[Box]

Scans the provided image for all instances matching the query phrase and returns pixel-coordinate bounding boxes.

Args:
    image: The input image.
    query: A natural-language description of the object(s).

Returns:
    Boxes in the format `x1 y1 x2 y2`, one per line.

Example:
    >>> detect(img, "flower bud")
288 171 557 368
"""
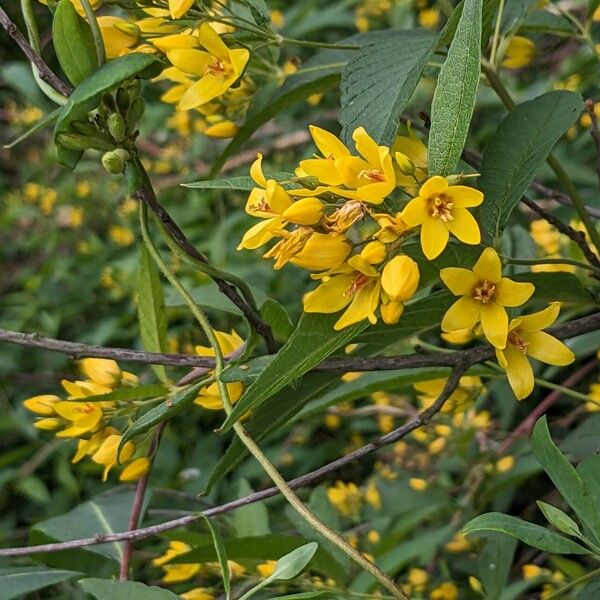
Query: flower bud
394 151 415 176
381 255 420 301
57 132 114 152
282 197 324 225
119 457 150 481
23 394 60 416
361 241 387 265
107 113 126 142
204 120 238 139
381 300 404 325
102 149 129 174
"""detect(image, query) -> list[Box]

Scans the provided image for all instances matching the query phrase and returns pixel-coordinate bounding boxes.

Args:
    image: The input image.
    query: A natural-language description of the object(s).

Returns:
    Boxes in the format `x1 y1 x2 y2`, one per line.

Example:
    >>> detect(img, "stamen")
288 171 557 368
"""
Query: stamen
472 280 496 303
508 331 529 354
429 196 454 222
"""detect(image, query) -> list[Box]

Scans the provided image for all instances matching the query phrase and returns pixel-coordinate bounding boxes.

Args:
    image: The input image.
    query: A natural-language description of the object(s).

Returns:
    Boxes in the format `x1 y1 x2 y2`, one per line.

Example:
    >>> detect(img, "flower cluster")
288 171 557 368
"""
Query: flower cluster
23 358 150 481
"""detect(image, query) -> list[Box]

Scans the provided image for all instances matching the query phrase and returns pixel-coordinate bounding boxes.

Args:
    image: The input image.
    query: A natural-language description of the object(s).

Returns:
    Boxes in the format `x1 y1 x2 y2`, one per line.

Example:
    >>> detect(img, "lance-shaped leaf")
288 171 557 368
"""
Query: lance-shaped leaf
80 579 179 599
0 567 81 600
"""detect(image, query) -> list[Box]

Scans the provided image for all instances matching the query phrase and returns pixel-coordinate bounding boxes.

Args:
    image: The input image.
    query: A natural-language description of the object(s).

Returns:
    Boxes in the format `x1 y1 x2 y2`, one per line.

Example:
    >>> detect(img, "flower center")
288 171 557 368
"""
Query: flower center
74 404 95 415
429 195 454 222
250 196 274 214
345 274 371 297
263 227 312 269
508 331 529 354
325 201 367 235
358 169 386 182
204 57 227 76
472 280 496 303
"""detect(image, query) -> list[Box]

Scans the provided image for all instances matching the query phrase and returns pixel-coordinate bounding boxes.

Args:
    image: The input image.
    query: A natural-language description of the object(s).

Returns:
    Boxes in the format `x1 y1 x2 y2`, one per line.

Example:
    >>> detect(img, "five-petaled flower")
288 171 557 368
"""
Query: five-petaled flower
402 176 483 260
496 303 574 400
440 247 535 348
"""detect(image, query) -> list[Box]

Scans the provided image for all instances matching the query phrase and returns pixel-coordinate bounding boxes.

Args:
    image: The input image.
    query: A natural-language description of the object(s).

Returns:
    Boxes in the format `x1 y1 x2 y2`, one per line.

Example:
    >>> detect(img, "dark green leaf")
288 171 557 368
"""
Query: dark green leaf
478 91 583 244
463 512 591 554
428 0 482 176
531 417 600 543
260 298 295 343
233 479 270 537
340 30 436 148
219 313 367 431
52 0 97 85
200 515 230 600
137 244 168 382
478 532 517 600
76 384 168 403
79 579 179 599
0 566 81 600
512 271 595 305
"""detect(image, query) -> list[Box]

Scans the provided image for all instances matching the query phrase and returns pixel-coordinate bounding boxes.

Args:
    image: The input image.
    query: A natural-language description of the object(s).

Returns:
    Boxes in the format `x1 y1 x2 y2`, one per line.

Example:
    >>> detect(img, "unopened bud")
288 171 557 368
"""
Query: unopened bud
107 113 126 142
394 152 415 176
57 132 114 152
102 149 129 174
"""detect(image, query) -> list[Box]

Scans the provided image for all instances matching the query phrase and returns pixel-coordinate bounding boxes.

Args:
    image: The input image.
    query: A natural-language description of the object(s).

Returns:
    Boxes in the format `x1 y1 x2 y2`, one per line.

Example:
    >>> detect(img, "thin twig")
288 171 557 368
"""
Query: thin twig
0 363 468 559
0 6 72 97
585 98 600 191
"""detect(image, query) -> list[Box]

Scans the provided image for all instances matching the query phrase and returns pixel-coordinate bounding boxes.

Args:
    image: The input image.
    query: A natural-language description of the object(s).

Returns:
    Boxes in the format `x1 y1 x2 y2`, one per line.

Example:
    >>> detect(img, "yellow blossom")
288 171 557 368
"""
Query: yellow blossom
496 455 515 473
180 589 215 600
402 176 483 259
365 481 381 509
256 560 277 578
109 225 135 247
167 23 249 111
441 247 535 348
91 434 135 480
97 16 139 59
119 457 151 481
446 532 470 552
153 540 200 583
23 394 60 416
502 36 535 69
414 376 483 412
441 327 474 345
168 0 194 19
408 478 428 491
522 564 546 580
496 303 574 400
418 7 440 29
327 481 362 518
380 255 420 324
585 383 600 412
367 530 380 544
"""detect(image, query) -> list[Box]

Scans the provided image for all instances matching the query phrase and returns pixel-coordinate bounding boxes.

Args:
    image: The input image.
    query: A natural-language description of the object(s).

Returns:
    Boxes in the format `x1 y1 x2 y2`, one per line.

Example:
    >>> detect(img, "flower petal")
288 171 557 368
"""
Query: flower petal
518 302 560 331
353 126 381 167
400 196 428 226
444 185 484 208
441 296 481 332
446 209 481 244
166 49 211 76
250 153 267 187
419 175 448 198
480 302 508 348
309 125 350 159
524 331 575 366
421 218 449 259
473 247 502 282
495 278 535 307
440 267 479 295
303 275 355 314
503 345 534 400
334 280 380 330
178 75 224 110
197 22 229 58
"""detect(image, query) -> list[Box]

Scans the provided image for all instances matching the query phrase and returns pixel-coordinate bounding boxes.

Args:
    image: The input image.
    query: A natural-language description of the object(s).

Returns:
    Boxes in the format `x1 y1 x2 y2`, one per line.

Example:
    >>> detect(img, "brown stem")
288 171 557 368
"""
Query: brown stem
119 423 166 580
0 6 72 97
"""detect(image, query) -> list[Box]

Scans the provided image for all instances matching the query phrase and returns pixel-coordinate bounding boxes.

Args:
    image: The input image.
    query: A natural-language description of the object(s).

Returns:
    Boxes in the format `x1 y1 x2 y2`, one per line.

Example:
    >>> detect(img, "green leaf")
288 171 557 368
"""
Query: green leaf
75 384 168 403
172 534 343 582
183 173 295 190
4 107 61 149
578 455 600 515
428 0 482 176
512 271 595 305
537 501 582 537
340 30 436 148
478 90 584 244
79 579 179 599
119 382 203 454
238 543 318 600
463 512 591 554
0 567 81 600
438 0 498 50
477 532 517 600
531 417 600 543
260 298 295 343
233 479 270 537
137 244 168 382
270 593 335 600
54 53 161 166
200 515 231 600
52 0 97 85
219 313 368 431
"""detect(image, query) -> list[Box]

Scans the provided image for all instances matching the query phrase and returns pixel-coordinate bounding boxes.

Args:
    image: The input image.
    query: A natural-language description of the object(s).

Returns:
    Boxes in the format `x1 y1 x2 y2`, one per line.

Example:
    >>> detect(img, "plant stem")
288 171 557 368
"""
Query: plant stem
79 0 105 66
139 205 407 599
482 63 600 256
503 255 600 276
490 0 505 65
279 36 360 51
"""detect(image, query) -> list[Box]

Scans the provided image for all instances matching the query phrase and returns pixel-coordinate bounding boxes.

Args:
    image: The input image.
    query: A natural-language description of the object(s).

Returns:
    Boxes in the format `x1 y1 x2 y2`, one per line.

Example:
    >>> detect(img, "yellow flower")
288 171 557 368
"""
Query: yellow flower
441 247 535 348
446 532 471 552
441 327 474 345
402 176 483 260
414 376 483 412
167 23 249 110
496 456 515 473
153 540 200 583
327 481 362 518
39 0 102 16
391 129 428 192
53 401 104 438
79 358 120 386
23 394 60 416
522 564 546 580
180 589 215 600
109 225 135 247
430 581 458 600
120 457 151 481
418 7 440 29
496 303 574 400
365 481 381 509
256 560 277 578
502 36 535 69
303 255 381 330
279 231 351 271
97 16 139 59
168 0 194 19
204 120 238 138
380 255 420 324
408 478 428 491
91 434 135 480
585 383 600 412
530 219 561 254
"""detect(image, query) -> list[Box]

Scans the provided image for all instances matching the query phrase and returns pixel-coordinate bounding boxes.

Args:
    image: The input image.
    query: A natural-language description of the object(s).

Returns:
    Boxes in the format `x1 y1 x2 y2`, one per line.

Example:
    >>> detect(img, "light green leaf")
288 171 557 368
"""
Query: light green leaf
183 173 295 190
260 298 295 344
219 313 368 431
137 244 168 382
537 501 582 538
463 512 591 554
340 30 436 148
428 0 482 176
239 543 318 600
79 578 179 599
52 0 97 85
478 90 583 244
0 566 81 600
233 479 270 537
531 417 600 543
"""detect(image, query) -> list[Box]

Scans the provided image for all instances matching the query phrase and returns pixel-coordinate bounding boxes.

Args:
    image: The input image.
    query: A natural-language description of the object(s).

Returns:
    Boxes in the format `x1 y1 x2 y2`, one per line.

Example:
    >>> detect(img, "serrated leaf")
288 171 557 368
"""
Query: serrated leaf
428 0 482 176
537 501 582 537
79 579 179 600
0 567 81 600
183 173 295 190
238 543 318 600
478 90 583 244
219 313 368 431
138 244 168 382
463 513 591 554
119 382 202 453
531 417 600 543
340 30 436 148
52 0 97 85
